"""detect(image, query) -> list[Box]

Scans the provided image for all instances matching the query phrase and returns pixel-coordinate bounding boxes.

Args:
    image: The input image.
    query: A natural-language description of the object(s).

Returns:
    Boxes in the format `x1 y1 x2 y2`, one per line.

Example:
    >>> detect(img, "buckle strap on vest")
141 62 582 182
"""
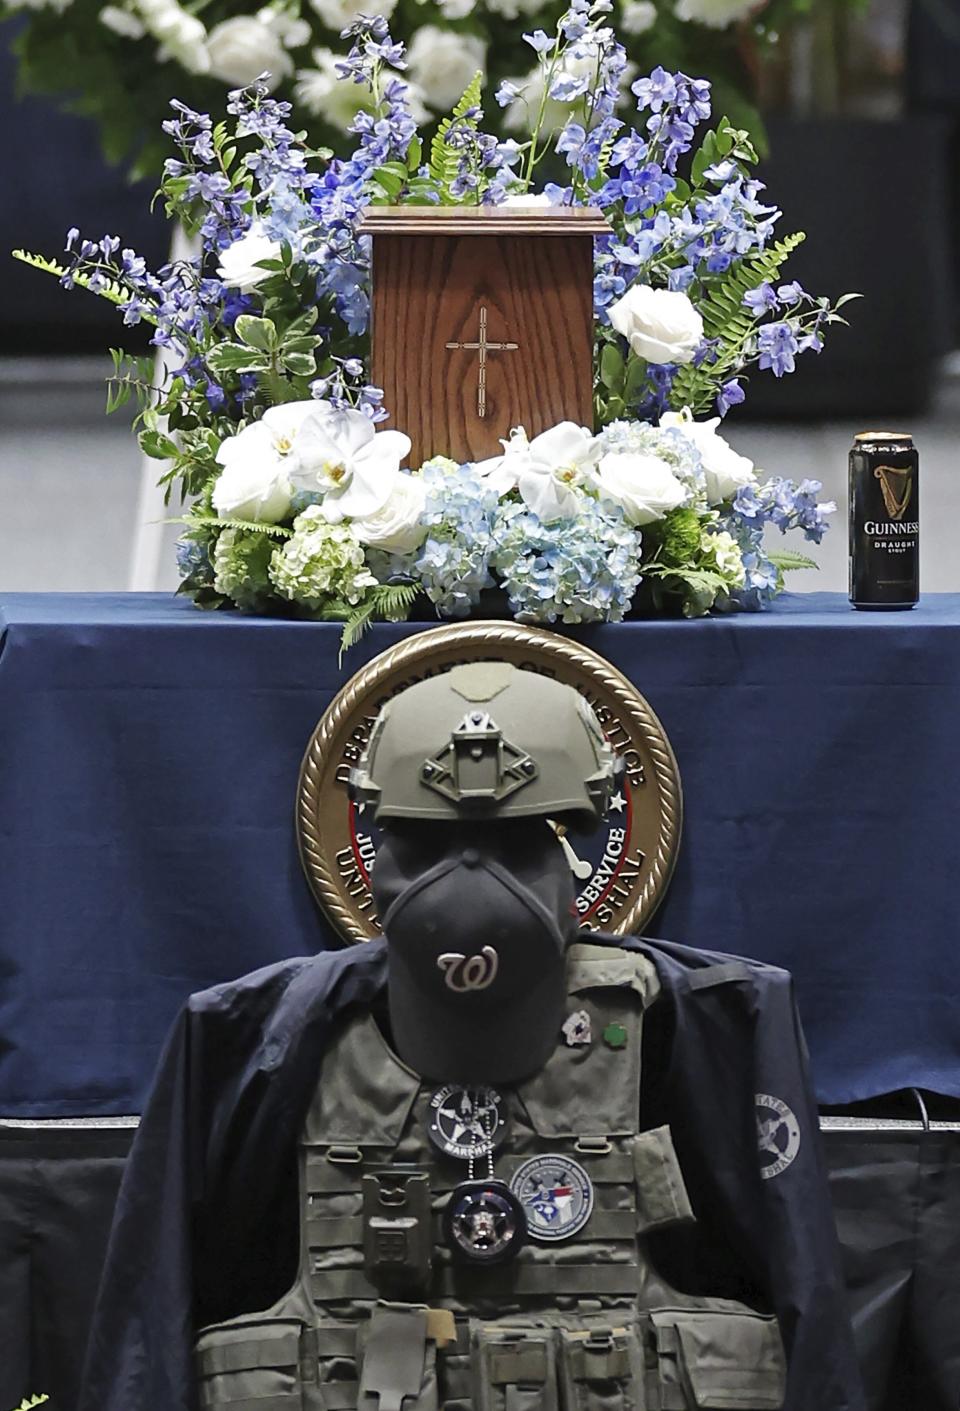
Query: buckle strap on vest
312 1264 641 1302
358 1304 429 1411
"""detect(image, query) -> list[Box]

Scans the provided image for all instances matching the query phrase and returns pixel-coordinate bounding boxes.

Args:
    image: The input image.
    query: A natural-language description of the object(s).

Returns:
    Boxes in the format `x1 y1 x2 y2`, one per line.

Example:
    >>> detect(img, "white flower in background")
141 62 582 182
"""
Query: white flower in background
607 285 704 366
660 409 757 504
406 27 486 111
258 4 311 49
213 402 320 523
296 49 429 127
310 0 396 29
437 0 476 17
352 471 428 554
217 227 283 292
674 0 758 28
502 48 636 134
291 403 412 522
137 0 210 72
206 16 292 87
591 451 687 526
485 0 543 18
99 5 146 38
620 0 657 33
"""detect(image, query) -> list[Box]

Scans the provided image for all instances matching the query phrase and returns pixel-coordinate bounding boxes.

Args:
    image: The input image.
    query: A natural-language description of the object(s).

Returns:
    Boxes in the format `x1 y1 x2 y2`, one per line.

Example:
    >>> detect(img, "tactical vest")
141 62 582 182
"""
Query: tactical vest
194 944 786 1411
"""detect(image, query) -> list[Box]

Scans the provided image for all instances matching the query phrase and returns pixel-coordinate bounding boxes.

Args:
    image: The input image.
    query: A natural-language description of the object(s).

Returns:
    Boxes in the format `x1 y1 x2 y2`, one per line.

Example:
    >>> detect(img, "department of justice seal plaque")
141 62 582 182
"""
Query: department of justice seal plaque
297 623 682 945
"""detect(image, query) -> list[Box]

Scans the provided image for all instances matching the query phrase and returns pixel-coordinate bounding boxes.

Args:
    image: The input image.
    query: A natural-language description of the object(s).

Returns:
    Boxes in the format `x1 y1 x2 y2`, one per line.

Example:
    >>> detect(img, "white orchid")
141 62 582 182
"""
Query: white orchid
475 422 597 522
213 401 320 522
291 403 412 522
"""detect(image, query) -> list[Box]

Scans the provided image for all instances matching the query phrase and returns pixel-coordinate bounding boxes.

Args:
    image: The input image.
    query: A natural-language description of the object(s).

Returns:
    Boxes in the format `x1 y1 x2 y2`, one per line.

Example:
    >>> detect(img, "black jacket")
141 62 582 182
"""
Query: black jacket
78 934 864 1411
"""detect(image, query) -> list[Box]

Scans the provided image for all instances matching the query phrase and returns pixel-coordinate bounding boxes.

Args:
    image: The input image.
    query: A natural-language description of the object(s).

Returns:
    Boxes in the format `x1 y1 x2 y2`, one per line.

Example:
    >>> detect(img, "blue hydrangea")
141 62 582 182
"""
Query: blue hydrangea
490 499 642 624
393 459 500 618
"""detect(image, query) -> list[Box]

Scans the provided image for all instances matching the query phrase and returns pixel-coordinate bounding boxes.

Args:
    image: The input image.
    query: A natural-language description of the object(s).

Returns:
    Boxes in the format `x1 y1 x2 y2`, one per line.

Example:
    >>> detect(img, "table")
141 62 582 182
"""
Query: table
2 591 958 1115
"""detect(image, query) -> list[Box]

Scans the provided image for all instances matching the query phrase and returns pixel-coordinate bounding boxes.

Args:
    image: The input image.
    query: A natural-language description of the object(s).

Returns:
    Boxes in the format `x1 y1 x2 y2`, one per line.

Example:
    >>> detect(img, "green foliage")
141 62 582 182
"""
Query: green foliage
106 348 157 414
766 548 819 572
338 582 422 657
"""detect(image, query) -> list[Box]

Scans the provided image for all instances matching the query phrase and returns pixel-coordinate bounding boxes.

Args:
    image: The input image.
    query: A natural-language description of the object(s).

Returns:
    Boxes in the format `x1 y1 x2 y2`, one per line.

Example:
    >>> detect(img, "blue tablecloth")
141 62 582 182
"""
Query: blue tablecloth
2 591 958 1115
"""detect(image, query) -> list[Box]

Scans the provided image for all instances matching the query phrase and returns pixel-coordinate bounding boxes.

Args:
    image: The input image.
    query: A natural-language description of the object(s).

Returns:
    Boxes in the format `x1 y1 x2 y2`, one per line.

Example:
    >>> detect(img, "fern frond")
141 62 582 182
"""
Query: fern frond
429 72 484 203
670 232 808 414
12 1397 50 1411
178 516 294 538
13 250 160 326
339 582 421 658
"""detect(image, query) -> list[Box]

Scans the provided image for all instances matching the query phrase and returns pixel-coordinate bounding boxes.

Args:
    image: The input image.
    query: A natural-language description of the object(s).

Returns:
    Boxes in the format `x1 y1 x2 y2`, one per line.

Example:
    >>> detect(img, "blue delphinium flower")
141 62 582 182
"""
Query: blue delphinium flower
491 498 642 624
757 321 800 377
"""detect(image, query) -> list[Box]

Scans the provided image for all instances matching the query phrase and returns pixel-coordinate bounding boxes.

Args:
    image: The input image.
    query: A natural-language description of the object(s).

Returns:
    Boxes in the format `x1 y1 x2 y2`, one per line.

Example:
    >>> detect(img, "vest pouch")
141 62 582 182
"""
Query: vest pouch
558 1322 645 1411
473 1323 559 1411
647 1310 785 1411
195 1317 306 1411
358 1302 438 1411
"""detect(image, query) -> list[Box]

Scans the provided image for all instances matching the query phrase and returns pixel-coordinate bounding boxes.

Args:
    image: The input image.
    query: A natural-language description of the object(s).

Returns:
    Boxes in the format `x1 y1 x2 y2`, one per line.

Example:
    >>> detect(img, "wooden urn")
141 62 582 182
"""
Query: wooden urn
359 205 610 467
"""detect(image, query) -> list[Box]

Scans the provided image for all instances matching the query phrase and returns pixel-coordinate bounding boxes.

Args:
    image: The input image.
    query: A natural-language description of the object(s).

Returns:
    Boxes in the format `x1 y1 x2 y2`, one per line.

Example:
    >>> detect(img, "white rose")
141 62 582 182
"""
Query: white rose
674 0 758 27
660 410 757 504
150 4 210 72
407 27 486 111
437 0 476 17
100 5 146 37
217 227 283 293
608 286 704 366
591 451 687 526
310 0 396 28
206 16 291 87
352 471 428 554
621 0 657 32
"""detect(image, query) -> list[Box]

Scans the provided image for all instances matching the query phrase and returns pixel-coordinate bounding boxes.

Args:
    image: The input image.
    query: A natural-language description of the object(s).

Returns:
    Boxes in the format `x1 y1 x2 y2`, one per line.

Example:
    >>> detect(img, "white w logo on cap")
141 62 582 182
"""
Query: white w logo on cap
436 947 500 992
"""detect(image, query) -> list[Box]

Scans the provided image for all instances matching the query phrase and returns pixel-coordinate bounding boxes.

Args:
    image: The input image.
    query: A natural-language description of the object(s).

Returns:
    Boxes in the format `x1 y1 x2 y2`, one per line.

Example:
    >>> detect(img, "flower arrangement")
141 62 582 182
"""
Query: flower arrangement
4 0 864 177
16 0 852 644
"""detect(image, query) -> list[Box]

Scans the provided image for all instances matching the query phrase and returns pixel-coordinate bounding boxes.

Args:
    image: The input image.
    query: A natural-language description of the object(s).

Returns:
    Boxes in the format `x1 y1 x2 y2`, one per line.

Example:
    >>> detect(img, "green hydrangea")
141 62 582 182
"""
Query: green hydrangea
700 528 746 587
270 506 377 612
657 507 703 567
212 528 274 611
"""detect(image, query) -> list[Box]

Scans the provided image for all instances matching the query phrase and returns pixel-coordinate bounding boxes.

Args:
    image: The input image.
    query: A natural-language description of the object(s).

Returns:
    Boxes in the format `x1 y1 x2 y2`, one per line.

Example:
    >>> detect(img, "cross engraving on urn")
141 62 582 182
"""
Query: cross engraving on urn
445 306 519 419
360 206 610 466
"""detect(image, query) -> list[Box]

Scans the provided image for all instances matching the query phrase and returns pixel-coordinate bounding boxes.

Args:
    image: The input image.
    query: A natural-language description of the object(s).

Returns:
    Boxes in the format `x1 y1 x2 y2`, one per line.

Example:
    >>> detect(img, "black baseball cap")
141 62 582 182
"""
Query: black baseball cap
371 820 575 1084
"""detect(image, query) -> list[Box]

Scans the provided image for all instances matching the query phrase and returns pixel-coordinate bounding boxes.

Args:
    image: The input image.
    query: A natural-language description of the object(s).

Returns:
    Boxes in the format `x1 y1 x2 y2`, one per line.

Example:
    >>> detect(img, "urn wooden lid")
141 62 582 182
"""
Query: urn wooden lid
359 205 611 237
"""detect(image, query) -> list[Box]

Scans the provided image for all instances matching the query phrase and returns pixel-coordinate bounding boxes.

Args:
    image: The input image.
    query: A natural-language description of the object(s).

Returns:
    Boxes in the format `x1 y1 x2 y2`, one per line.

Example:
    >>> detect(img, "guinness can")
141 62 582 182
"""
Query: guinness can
849 432 919 610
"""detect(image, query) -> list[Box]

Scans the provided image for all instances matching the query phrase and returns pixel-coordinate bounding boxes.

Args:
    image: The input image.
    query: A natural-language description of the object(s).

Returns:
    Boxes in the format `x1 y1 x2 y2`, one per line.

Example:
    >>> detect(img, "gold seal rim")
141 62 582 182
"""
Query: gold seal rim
297 622 682 945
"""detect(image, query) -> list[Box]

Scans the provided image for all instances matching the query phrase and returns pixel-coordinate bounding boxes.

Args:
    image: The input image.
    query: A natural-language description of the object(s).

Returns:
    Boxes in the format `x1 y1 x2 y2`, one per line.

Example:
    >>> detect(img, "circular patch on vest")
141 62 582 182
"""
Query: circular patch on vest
444 1179 526 1264
427 1085 508 1162
755 1094 801 1179
510 1154 595 1241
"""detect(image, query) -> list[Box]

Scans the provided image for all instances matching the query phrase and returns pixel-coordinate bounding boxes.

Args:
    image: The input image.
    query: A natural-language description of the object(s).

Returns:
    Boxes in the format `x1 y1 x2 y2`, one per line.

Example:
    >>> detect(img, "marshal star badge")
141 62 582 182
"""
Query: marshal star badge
427 1085 508 1162
296 623 682 945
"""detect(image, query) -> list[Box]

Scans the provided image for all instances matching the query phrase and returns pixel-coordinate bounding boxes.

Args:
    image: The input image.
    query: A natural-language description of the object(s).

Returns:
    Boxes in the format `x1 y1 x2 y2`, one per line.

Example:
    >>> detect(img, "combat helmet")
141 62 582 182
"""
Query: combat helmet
349 660 620 831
